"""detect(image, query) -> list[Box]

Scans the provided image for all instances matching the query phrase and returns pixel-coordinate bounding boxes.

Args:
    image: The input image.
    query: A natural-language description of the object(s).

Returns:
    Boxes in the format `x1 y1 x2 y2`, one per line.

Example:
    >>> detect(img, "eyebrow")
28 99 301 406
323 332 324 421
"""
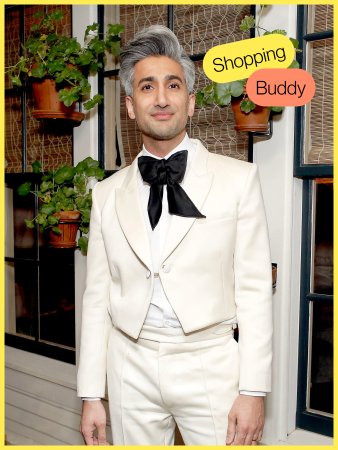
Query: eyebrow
137 74 184 87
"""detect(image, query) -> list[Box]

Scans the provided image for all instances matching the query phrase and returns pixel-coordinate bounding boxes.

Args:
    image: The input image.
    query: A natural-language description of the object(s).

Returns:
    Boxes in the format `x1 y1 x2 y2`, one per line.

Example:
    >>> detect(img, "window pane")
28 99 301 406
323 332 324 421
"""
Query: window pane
39 248 75 349
5 260 38 339
191 60 249 161
312 179 333 294
307 5 333 33
308 301 333 415
174 4 250 54
303 37 333 165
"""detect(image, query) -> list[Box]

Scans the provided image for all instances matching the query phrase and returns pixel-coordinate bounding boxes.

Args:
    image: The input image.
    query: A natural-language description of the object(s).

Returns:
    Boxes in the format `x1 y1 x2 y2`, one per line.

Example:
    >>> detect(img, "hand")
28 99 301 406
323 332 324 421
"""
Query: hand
226 394 265 445
80 399 109 445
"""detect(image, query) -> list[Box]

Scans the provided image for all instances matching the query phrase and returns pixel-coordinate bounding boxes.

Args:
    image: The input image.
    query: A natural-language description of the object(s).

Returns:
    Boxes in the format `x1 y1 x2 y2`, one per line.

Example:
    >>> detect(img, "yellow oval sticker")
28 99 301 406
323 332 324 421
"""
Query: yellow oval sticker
203 34 295 83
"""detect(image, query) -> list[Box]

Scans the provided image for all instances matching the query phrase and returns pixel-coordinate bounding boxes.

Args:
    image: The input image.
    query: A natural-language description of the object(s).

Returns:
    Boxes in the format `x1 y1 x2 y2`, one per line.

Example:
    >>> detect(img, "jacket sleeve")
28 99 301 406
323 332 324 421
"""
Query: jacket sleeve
234 163 273 392
77 183 112 398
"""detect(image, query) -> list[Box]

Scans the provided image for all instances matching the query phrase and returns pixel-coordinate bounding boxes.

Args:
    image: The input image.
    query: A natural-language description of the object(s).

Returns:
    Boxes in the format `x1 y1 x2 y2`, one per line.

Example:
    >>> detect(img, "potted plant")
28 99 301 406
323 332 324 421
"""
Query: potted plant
17 157 105 254
196 6 301 132
6 9 124 122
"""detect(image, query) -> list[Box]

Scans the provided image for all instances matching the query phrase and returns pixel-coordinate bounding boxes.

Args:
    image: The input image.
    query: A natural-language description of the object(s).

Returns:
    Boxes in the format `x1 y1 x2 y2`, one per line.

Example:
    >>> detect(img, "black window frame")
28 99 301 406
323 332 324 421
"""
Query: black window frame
4 5 76 365
295 5 333 437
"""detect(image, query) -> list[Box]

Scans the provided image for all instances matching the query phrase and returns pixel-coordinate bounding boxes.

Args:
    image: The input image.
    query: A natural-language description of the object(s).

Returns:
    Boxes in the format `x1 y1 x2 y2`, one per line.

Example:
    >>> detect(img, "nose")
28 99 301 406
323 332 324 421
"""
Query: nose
155 85 169 108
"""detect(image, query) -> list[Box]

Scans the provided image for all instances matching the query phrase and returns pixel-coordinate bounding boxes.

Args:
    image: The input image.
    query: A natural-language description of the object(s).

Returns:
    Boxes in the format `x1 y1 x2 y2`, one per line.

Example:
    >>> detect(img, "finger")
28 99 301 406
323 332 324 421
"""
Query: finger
226 414 237 445
233 431 247 445
252 440 258 446
83 432 95 446
97 425 107 445
244 432 255 446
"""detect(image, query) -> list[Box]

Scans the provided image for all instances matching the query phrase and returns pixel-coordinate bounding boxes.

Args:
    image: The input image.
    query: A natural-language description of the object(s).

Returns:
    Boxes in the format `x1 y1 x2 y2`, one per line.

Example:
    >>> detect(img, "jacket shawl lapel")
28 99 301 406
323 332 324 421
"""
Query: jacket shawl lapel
115 158 153 271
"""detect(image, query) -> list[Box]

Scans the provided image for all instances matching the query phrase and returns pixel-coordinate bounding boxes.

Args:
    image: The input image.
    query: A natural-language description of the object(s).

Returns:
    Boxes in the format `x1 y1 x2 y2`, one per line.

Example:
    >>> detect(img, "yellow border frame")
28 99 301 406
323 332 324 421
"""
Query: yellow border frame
1 1 336 449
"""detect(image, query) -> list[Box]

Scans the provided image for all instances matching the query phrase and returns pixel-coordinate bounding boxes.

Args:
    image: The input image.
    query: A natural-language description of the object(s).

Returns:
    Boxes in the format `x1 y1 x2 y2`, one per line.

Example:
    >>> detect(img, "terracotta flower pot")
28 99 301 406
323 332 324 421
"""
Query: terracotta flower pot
231 97 270 132
31 78 84 123
49 210 81 248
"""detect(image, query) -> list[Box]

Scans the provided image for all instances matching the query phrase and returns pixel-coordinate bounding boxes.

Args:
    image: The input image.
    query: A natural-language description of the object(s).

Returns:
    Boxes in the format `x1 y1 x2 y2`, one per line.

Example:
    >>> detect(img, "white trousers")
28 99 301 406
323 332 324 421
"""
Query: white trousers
107 323 239 445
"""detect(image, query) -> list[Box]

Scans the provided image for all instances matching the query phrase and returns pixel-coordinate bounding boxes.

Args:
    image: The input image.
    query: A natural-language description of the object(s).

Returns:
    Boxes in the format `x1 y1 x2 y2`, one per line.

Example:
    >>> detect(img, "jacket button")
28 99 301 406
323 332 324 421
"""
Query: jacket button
146 270 151 279
162 264 171 273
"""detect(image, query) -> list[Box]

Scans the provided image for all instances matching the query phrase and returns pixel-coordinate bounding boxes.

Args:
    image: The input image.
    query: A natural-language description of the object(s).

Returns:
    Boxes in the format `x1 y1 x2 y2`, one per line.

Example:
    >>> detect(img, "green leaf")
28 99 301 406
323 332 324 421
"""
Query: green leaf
270 106 284 113
51 226 62 235
36 213 47 226
40 204 56 215
88 39 105 55
229 80 245 97
240 98 256 113
289 37 299 49
107 23 125 35
85 166 104 179
58 87 80 107
200 83 216 105
32 160 42 173
47 215 59 225
195 91 205 107
24 219 35 229
54 165 75 184
239 15 256 32
85 23 99 40
77 50 96 66
17 182 32 196
64 187 76 197
288 59 300 69
214 83 232 106
78 236 88 255
109 40 121 57
30 64 46 78
79 209 91 223
39 180 53 193
11 75 22 87
83 94 104 110
49 10 64 21
266 29 287 36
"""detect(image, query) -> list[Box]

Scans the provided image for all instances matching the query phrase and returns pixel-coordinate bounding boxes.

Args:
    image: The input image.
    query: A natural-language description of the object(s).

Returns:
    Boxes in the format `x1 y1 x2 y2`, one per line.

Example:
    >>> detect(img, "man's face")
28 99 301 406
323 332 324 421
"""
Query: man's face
125 55 195 145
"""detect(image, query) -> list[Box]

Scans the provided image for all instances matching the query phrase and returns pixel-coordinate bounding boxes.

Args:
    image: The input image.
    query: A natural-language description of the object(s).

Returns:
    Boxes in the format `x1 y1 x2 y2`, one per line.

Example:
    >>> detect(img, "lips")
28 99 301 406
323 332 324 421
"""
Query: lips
151 112 174 120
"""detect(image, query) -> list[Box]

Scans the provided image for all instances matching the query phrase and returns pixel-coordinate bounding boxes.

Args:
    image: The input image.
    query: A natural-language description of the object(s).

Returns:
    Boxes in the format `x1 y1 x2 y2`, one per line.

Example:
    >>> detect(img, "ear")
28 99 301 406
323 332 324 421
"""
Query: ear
125 96 135 120
187 93 195 118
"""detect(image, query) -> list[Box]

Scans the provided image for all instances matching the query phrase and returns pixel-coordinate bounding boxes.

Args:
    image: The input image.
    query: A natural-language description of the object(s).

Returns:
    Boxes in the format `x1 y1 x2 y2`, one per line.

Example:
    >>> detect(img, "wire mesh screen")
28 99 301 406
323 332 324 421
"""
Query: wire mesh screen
116 4 251 167
303 5 333 165
309 4 333 33
190 61 248 160
173 4 251 55
5 5 73 173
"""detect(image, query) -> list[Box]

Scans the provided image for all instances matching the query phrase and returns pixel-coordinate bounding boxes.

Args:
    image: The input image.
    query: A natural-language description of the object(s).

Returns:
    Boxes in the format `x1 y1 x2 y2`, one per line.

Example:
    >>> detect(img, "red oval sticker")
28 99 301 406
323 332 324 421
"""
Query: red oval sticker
246 68 316 106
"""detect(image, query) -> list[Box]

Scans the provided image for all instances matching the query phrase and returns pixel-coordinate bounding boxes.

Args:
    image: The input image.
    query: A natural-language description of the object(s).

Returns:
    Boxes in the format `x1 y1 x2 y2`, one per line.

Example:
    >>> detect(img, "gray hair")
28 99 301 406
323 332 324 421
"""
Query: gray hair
119 25 195 95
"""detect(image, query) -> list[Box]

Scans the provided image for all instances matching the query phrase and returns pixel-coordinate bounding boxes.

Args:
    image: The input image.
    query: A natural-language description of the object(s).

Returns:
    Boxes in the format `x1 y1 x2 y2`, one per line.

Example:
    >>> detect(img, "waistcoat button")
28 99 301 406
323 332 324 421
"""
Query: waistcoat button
162 264 171 273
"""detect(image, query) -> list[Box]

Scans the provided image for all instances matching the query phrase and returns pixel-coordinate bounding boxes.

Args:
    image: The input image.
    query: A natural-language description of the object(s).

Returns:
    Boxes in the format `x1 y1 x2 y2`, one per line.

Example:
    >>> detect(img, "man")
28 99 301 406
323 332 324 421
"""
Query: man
78 25 272 446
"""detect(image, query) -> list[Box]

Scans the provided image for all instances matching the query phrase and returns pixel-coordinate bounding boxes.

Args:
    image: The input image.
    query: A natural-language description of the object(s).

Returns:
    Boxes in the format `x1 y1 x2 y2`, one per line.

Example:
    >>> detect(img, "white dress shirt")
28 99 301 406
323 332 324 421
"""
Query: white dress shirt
138 134 194 328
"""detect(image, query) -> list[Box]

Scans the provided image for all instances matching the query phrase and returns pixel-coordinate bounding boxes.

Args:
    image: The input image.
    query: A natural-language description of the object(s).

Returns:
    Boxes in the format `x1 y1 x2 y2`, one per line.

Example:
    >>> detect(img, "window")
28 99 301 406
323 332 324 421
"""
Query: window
99 4 254 170
5 5 76 364
295 5 333 437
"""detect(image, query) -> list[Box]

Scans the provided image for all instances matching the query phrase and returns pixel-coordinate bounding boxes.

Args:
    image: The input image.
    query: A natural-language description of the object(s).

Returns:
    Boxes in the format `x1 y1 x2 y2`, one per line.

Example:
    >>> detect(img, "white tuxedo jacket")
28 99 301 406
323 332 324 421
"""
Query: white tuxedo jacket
77 140 273 397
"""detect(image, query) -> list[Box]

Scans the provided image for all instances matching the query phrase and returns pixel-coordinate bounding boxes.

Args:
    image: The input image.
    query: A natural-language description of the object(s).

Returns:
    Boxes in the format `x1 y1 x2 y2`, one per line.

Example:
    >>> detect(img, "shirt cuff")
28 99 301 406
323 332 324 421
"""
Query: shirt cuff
82 397 101 401
239 390 266 396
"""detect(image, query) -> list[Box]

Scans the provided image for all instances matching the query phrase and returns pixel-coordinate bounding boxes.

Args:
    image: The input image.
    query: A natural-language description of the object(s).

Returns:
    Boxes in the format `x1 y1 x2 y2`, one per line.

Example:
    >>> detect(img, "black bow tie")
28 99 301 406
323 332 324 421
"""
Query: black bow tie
138 150 205 229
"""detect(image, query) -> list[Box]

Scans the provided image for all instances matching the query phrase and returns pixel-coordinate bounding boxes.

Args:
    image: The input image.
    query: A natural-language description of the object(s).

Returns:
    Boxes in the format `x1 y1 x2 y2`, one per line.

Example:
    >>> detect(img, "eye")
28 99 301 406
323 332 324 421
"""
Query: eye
141 84 153 91
169 82 180 89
